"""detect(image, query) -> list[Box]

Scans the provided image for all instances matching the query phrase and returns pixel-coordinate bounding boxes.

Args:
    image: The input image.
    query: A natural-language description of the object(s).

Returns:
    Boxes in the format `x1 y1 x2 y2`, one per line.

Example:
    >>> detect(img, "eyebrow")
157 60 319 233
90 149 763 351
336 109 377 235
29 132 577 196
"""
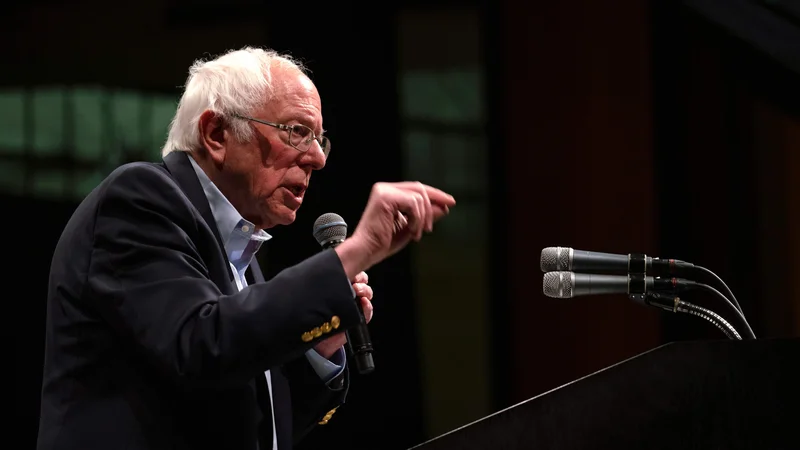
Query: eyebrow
301 119 325 136
286 113 323 134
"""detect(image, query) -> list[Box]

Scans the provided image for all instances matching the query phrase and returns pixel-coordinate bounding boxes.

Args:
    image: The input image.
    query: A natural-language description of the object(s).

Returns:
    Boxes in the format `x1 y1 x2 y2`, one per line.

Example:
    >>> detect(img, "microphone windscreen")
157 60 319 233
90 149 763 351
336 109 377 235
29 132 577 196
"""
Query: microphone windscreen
540 247 572 272
313 213 348 247
542 271 574 298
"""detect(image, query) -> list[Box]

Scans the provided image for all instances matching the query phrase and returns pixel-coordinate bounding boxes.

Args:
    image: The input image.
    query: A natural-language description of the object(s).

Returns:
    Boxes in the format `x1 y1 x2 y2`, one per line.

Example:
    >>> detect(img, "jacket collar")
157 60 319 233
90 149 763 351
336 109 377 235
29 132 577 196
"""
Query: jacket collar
162 150 268 285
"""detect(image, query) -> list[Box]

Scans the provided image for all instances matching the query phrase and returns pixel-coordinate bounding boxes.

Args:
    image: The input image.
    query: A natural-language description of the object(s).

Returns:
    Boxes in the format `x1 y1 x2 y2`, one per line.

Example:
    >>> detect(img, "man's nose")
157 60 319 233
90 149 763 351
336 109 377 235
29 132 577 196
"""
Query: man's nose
299 142 327 170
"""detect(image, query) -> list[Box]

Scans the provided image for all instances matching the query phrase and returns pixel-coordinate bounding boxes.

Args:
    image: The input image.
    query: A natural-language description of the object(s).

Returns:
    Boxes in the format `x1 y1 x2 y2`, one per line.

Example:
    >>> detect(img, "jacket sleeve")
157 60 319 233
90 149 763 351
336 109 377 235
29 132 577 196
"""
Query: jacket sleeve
86 163 361 387
285 353 350 444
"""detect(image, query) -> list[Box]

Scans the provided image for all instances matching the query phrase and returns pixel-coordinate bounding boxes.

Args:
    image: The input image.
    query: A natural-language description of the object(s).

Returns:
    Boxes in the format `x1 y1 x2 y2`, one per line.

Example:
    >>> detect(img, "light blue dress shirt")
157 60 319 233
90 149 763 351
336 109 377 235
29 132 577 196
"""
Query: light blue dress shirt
187 155 345 449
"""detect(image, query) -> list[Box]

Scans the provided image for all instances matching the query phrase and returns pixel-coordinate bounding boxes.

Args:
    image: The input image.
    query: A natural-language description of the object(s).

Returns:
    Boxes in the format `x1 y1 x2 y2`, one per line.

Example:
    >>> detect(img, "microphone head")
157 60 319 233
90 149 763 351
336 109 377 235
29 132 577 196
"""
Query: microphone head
540 247 573 272
542 271 575 298
313 213 348 248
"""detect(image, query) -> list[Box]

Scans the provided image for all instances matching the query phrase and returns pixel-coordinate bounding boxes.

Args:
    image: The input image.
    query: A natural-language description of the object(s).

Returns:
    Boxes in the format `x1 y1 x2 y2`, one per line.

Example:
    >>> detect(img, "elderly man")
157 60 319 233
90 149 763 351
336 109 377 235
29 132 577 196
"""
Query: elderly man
37 47 455 450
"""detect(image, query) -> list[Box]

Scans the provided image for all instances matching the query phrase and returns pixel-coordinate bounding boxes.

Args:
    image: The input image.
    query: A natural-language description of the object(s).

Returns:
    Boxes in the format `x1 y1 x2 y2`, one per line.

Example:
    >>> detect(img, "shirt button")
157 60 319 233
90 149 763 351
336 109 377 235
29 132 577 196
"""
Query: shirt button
241 225 250 232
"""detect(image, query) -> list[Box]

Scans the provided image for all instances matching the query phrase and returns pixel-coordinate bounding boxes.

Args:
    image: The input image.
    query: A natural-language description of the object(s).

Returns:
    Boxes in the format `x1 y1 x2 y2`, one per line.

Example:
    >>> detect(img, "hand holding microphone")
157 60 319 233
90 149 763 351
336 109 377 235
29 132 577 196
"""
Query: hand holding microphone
313 213 376 373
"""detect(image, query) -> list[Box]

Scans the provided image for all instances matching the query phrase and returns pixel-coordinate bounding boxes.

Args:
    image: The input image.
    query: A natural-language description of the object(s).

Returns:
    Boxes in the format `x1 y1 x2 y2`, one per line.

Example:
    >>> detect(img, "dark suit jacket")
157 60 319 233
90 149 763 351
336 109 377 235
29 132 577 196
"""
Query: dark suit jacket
37 151 362 450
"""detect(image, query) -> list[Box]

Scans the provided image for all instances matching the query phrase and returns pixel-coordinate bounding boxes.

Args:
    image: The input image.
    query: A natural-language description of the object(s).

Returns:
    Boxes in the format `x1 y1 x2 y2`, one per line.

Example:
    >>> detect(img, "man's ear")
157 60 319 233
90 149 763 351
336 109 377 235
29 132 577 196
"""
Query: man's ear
198 110 227 166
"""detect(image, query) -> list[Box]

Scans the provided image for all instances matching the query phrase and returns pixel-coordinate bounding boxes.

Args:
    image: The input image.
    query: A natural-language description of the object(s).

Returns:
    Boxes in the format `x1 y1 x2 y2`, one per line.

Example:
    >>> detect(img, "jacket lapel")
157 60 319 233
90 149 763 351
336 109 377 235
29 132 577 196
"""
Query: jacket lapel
162 151 234 284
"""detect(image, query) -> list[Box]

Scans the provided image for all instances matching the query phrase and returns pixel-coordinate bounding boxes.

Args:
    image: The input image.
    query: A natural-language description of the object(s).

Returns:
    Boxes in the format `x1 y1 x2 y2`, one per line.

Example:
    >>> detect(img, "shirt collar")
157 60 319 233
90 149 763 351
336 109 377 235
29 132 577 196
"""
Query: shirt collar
188 154 271 273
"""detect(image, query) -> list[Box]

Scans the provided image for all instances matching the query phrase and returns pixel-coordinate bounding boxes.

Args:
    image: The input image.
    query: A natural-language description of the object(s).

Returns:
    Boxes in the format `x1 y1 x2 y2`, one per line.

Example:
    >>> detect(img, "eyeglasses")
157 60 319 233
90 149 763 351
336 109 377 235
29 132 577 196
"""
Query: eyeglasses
234 114 330 158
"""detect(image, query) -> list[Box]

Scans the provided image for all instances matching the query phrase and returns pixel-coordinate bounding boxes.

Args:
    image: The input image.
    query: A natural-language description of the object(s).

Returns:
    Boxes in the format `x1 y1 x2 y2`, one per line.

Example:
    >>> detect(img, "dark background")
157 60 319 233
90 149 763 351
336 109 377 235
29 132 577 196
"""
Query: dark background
6 0 800 448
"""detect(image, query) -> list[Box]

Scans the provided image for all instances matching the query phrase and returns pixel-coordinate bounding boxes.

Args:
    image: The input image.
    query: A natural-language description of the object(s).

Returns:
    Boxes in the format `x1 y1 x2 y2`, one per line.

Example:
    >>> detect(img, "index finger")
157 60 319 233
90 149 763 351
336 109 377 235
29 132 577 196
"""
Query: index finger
426 186 456 207
430 204 451 223
396 182 456 207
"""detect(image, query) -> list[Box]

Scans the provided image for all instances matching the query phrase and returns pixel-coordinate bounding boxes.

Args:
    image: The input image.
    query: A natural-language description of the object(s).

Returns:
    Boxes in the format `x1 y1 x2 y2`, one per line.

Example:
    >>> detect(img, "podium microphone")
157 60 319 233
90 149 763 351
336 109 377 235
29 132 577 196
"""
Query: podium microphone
313 212 375 375
540 246 694 275
543 270 757 339
542 270 695 299
540 246 745 316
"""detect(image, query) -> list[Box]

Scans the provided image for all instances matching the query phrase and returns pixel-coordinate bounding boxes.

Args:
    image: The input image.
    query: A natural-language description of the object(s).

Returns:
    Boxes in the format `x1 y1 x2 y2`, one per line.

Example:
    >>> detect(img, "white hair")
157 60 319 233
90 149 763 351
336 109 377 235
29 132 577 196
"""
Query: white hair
161 46 307 157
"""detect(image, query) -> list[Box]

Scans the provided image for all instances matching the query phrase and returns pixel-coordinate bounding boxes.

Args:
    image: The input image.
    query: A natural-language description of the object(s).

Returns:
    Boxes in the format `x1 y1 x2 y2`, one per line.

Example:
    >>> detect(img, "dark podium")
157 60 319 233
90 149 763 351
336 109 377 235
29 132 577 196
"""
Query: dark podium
410 338 800 450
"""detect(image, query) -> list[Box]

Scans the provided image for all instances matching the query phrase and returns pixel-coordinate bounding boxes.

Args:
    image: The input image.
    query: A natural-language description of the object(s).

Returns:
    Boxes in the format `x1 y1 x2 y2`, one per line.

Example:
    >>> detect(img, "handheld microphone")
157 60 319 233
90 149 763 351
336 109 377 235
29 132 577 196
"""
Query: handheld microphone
313 213 375 375
542 270 696 299
540 246 694 275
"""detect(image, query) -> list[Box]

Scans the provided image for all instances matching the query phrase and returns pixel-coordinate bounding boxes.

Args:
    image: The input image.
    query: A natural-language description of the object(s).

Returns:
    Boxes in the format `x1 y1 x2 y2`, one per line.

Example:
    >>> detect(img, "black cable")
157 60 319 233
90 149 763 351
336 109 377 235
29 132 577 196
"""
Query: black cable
691 265 744 315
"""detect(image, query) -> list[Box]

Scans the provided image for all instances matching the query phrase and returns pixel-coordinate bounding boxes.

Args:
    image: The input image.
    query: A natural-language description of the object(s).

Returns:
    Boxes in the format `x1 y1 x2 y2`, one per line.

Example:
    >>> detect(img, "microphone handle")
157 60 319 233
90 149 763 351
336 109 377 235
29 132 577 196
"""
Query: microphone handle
571 273 683 297
323 239 375 374
571 250 633 273
567 248 690 275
